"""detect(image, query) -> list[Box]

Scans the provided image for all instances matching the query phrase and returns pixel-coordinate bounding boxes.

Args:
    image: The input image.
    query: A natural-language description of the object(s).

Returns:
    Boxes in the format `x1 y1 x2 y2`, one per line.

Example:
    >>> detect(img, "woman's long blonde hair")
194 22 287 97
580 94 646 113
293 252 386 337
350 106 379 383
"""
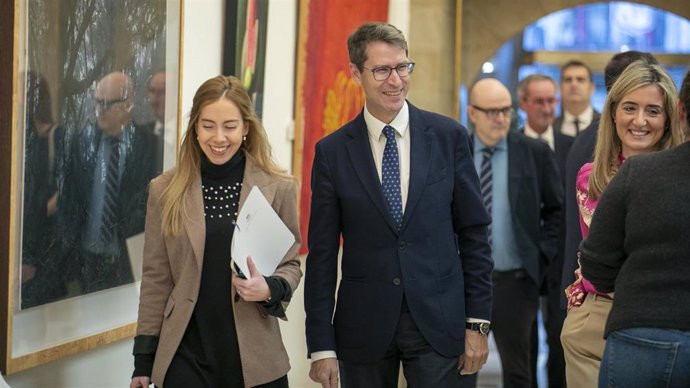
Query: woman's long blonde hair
589 61 684 199
160 75 291 236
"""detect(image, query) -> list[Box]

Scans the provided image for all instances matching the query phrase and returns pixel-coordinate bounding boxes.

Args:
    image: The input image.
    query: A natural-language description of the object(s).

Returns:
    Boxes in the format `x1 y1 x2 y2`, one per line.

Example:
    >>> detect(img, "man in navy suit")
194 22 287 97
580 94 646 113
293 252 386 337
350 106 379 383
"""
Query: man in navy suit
305 22 494 388
470 78 562 388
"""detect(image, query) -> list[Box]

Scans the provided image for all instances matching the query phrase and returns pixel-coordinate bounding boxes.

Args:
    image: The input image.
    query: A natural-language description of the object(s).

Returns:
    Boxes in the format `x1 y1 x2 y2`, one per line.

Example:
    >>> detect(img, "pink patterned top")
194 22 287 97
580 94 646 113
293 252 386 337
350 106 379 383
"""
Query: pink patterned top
575 162 600 295
576 163 597 240
565 155 624 309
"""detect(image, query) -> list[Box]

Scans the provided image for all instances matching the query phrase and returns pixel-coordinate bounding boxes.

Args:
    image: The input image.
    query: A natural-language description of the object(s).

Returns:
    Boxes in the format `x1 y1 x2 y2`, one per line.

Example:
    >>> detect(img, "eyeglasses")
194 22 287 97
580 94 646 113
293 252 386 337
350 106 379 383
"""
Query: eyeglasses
472 105 513 119
362 62 415 81
95 96 129 108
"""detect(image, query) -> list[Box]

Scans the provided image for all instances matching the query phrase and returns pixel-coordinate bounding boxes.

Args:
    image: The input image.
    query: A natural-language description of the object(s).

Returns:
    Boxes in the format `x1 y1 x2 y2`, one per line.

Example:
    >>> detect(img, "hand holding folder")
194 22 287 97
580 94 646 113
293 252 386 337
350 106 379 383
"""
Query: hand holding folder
231 186 295 278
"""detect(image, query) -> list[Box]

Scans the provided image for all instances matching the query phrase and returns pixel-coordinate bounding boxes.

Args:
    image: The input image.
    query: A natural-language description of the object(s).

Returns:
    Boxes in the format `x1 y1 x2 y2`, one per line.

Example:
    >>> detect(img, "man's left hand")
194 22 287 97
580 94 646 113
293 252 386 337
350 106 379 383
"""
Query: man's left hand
457 329 489 375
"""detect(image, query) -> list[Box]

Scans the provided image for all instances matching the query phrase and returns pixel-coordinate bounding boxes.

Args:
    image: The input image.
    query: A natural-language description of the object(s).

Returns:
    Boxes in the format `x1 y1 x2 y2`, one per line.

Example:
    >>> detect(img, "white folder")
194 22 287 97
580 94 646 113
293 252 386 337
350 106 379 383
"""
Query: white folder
231 186 295 278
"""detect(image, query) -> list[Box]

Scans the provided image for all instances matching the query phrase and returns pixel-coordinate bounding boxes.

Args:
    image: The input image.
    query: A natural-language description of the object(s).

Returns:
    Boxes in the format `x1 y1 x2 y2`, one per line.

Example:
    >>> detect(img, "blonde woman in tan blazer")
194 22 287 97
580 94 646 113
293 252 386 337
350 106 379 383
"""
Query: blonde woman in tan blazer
130 76 301 388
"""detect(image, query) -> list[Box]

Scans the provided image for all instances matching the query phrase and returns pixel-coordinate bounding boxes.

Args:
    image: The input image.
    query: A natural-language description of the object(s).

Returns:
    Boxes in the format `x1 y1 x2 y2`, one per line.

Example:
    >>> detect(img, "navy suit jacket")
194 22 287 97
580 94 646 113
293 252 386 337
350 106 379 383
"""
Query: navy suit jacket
552 110 601 138
304 103 493 362
504 132 563 285
58 123 157 256
560 120 599 306
516 127 573 183
553 131 574 181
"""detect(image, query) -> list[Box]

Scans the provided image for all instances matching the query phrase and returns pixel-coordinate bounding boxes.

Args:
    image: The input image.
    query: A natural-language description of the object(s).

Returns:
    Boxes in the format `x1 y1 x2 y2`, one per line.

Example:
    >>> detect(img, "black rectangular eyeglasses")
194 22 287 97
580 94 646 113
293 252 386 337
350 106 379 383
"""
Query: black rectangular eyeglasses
362 62 416 81
472 105 513 119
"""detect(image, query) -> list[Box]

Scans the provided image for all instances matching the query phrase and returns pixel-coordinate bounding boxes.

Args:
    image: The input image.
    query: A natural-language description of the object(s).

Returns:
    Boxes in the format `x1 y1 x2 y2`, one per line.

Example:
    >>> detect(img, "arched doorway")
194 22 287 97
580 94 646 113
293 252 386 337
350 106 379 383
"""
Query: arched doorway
458 1 690 125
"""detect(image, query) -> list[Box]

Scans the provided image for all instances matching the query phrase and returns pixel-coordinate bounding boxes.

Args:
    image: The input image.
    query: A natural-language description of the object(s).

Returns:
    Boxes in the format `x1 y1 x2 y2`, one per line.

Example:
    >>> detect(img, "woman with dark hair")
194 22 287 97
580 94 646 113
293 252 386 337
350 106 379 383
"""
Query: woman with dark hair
130 75 301 388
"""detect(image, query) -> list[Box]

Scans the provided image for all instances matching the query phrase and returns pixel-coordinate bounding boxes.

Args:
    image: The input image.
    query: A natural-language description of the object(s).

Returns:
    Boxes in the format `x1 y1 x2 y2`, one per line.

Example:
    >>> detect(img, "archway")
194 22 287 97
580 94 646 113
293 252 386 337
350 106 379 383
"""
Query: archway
458 0 690 124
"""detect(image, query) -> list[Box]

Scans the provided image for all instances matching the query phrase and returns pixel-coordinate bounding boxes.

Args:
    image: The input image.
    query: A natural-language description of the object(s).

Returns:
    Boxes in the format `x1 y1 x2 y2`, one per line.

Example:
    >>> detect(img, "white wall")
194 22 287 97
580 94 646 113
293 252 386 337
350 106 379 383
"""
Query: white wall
5 1 410 386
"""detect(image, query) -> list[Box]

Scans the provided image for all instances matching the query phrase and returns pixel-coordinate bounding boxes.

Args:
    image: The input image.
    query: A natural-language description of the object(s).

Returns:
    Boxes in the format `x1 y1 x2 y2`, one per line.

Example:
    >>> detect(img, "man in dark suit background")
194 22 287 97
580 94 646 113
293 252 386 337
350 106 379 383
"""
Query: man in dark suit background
139 70 166 175
517 74 571 388
305 22 493 388
553 60 600 138
469 78 562 388
146 70 166 175
518 74 573 175
59 71 156 294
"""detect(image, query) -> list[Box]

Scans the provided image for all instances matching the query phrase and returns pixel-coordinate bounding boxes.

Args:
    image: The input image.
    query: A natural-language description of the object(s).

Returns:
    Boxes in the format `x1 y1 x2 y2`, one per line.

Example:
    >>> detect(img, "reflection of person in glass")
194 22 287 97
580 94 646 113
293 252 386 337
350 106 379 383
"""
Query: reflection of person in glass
59 71 155 294
21 71 68 308
140 70 166 175
130 75 301 388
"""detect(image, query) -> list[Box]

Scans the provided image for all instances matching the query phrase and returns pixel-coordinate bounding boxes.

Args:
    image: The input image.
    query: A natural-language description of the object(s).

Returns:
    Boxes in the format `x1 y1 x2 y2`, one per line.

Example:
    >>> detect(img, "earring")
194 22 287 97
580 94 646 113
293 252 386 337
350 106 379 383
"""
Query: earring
243 135 247 142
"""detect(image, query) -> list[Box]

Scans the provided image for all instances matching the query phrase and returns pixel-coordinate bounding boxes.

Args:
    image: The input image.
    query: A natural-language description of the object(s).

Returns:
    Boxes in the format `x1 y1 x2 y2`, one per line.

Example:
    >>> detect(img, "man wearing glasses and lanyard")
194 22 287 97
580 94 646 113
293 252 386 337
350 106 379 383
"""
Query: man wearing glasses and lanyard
305 22 494 388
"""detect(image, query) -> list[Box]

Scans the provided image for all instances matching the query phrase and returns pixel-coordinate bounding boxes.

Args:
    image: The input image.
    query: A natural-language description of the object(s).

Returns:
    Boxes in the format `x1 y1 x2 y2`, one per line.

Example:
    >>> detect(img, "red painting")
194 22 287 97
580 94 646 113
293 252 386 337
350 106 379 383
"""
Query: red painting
294 0 389 254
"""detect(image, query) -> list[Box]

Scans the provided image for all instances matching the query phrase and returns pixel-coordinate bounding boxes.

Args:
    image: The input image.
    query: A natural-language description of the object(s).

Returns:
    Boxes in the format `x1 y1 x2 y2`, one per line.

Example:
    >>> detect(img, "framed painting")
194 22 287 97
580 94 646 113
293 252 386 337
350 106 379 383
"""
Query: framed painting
222 0 269 118
0 0 184 374
292 0 389 253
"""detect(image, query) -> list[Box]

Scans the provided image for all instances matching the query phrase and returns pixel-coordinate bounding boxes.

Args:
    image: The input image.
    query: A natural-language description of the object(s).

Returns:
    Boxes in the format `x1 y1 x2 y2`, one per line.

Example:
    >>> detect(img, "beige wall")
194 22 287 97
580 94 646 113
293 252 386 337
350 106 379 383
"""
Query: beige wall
408 0 456 117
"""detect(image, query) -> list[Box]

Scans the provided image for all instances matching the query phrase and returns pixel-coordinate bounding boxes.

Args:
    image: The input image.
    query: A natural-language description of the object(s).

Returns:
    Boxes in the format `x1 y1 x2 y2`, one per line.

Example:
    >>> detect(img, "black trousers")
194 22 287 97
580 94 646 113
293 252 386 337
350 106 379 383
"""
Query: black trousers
530 278 567 388
164 368 287 388
339 297 477 388
491 269 539 388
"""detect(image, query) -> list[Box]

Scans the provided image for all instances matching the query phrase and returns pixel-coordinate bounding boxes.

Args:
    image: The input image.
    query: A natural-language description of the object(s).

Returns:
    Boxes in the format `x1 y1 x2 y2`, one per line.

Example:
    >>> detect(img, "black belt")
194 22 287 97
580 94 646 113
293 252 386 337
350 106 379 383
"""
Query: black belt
492 268 528 280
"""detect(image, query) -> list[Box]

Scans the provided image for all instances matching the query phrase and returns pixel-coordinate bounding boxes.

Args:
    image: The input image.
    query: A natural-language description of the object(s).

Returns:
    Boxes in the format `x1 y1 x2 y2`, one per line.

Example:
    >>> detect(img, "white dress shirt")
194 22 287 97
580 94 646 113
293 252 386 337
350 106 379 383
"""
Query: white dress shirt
524 124 555 151
364 102 411 212
560 105 595 137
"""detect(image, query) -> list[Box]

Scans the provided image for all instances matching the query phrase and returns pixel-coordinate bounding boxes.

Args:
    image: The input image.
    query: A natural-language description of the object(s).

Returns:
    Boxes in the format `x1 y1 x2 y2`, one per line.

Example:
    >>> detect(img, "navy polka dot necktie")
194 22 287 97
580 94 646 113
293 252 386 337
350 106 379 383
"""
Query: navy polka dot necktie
381 125 403 230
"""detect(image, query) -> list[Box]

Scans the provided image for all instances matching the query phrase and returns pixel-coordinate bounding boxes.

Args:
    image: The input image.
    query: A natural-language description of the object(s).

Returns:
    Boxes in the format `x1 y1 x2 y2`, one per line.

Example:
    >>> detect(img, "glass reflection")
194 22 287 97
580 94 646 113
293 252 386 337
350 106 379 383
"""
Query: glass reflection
20 0 169 308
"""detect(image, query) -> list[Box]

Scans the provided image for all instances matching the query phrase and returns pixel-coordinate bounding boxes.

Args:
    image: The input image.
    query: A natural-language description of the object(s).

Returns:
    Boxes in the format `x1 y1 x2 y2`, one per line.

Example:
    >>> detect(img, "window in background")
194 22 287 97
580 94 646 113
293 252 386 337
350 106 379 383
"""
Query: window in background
461 2 690 129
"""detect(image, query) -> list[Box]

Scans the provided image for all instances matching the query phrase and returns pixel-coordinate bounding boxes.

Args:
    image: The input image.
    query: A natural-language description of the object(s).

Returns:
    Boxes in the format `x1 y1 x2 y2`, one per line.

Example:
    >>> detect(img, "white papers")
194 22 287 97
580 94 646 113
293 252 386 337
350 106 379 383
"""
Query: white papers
231 186 295 278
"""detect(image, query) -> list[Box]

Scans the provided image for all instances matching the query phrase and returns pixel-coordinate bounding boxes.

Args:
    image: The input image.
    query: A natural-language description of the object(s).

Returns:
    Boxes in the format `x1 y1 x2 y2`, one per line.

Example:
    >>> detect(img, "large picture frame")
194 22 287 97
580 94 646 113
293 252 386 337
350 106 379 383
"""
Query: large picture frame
222 0 269 118
0 0 184 374
292 0 389 253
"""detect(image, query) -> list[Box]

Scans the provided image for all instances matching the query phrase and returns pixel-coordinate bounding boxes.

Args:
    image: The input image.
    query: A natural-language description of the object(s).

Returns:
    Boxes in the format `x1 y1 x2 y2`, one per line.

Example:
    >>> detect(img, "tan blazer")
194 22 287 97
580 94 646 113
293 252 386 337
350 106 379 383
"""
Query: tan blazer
136 154 302 387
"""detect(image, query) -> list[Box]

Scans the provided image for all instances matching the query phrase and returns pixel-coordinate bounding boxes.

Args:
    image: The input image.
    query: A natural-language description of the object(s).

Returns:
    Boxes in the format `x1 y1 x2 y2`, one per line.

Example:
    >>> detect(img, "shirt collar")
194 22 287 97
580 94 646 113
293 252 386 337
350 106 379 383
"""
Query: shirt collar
473 134 507 154
563 105 594 123
364 101 409 140
523 123 553 139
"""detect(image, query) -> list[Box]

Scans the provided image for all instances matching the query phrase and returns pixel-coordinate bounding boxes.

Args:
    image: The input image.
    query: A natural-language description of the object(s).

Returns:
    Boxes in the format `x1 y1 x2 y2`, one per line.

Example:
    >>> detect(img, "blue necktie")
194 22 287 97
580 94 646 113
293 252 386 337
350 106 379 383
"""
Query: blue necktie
382 125 403 230
480 147 494 246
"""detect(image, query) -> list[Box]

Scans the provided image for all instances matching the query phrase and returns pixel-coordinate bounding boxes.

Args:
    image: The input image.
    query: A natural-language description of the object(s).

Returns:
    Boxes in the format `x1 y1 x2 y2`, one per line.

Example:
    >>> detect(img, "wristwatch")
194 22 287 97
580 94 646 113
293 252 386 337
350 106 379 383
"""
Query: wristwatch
465 322 490 336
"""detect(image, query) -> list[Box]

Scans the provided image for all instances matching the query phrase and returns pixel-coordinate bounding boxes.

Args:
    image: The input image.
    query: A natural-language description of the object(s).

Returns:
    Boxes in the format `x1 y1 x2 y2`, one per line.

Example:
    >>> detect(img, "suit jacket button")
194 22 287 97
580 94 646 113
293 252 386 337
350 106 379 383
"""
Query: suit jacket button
398 241 406 249
393 278 401 286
